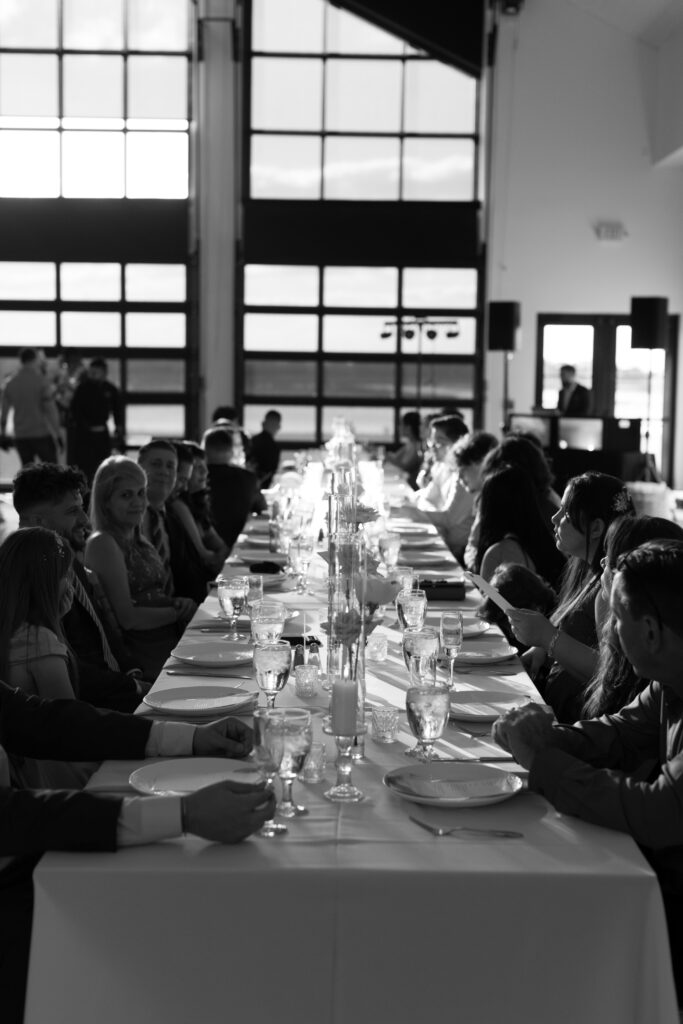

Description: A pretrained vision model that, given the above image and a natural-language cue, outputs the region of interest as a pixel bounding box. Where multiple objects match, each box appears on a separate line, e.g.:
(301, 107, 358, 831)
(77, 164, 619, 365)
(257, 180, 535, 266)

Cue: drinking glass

(397, 569, 420, 593)
(405, 684, 450, 761)
(396, 588, 427, 630)
(216, 574, 249, 641)
(246, 574, 264, 612)
(402, 627, 439, 684)
(290, 537, 315, 594)
(265, 709, 312, 817)
(378, 532, 401, 574)
(250, 601, 287, 643)
(440, 611, 464, 688)
(280, 515, 303, 573)
(253, 639, 292, 708)
(252, 709, 287, 836)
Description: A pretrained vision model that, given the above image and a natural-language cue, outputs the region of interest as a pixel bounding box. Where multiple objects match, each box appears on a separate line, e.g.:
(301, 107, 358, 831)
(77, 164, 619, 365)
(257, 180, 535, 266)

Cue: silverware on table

(409, 816, 523, 839)
(163, 669, 252, 679)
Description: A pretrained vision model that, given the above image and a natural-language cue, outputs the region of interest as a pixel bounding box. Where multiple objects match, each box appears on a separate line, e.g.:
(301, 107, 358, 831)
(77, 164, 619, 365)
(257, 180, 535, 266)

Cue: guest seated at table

(138, 439, 212, 605)
(167, 441, 228, 575)
(85, 456, 195, 680)
(247, 409, 282, 488)
(384, 411, 423, 489)
(481, 434, 561, 531)
(506, 472, 634, 723)
(0, 686, 274, 1024)
(203, 424, 266, 553)
(411, 415, 473, 560)
(477, 563, 557, 653)
(493, 539, 683, 1006)
(12, 462, 148, 713)
(455, 431, 501, 571)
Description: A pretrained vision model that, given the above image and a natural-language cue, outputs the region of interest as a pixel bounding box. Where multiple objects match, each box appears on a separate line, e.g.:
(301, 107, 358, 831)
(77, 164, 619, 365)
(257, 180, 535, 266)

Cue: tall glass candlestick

(325, 675, 364, 803)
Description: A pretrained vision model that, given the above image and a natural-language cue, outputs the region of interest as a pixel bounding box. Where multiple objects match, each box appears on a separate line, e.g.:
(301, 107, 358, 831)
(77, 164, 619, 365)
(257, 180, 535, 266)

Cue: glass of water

(402, 627, 439, 684)
(265, 708, 312, 817)
(252, 709, 287, 837)
(216, 574, 249, 641)
(440, 611, 464, 688)
(290, 537, 315, 594)
(378, 532, 401, 574)
(405, 684, 450, 761)
(253, 639, 292, 709)
(246, 574, 264, 612)
(396, 588, 427, 630)
(250, 601, 287, 643)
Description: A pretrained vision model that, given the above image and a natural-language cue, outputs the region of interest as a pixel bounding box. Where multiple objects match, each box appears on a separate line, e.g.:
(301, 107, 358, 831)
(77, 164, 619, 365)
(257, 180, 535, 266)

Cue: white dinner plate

(170, 640, 253, 668)
(399, 536, 437, 549)
(390, 521, 435, 535)
(143, 685, 255, 717)
(129, 757, 261, 796)
(383, 762, 523, 808)
(449, 690, 528, 722)
(452, 642, 517, 666)
(261, 572, 287, 589)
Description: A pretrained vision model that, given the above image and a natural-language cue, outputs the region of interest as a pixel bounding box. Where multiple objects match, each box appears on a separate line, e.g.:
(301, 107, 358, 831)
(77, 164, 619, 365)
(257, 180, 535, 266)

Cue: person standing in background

(69, 358, 124, 484)
(557, 364, 591, 416)
(248, 409, 281, 488)
(0, 348, 61, 465)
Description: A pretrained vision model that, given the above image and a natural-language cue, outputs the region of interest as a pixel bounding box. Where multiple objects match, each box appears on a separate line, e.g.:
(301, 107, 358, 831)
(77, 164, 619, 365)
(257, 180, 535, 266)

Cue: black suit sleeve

(0, 788, 122, 855)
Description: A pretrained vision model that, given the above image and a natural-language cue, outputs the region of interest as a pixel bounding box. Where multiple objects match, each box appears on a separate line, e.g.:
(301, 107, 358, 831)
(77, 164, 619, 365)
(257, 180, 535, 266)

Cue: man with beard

(12, 464, 145, 712)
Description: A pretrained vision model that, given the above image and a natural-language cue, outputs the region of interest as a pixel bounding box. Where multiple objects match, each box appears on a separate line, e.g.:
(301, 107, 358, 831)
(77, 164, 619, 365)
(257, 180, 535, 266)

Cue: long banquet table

(25, 490, 679, 1024)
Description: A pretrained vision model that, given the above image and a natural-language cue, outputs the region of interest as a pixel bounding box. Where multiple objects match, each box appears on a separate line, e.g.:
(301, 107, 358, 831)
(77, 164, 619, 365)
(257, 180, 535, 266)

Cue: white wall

(486, 0, 683, 484)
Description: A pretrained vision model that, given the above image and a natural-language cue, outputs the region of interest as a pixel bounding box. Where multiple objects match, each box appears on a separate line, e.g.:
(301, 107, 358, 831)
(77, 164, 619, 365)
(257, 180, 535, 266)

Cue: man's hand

(506, 609, 555, 649)
(183, 780, 275, 843)
(492, 704, 556, 770)
(194, 716, 253, 758)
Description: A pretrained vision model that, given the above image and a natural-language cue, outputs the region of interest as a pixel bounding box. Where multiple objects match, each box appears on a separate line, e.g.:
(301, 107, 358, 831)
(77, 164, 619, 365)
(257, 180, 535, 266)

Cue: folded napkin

(398, 773, 511, 799)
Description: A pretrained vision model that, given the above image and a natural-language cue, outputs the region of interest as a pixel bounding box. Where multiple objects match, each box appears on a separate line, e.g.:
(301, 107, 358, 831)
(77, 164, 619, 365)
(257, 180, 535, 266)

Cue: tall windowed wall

(0, 0, 193, 455)
(239, 0, 484, 444)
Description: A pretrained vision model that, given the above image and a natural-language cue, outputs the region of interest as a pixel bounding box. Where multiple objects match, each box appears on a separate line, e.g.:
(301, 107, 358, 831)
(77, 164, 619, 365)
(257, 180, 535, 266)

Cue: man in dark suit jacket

(203, 425, 266, 552)
(248, 409, 281, 488)
(557, 364, 591, 416)
(0, 684, 273, 1024)
(12, 464, 145, 712)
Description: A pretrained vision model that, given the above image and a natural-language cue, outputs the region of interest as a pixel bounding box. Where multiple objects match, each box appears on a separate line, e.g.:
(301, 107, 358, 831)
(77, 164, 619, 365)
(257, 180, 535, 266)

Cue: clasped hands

(492, 703, 557, 770)
(182, 716, 276, 843)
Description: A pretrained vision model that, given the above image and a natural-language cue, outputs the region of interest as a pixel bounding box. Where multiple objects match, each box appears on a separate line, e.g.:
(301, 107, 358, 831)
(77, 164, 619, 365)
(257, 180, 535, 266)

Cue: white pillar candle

(331, 678, 357, 736)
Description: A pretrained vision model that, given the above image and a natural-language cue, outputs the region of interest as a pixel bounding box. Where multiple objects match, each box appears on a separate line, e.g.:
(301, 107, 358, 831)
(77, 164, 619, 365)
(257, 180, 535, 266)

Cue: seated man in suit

(557, 364, 591, 415)
(12, 463, 145, 713)
(0, 687, 274, 1024)
(494, 539, 683, 1005)
(248, 409, 281, 488)
(203, 425, 266, 552)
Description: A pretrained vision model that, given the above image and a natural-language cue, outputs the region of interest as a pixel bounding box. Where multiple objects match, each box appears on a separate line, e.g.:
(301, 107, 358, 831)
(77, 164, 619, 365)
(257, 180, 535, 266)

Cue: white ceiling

(560, 0, 683, 46)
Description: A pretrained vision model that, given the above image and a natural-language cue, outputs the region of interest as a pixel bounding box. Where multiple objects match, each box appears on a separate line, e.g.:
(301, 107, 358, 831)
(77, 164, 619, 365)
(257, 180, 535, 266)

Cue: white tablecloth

(25, 509, 679, 1024)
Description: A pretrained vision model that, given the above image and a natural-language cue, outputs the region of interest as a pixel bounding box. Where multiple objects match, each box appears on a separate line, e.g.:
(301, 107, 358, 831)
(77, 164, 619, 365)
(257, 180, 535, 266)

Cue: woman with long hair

(474, 465, 566, 587)
(385, 410, 423, 489)
(506, 472, 635, 722)
(168, 440, 228, 574)
(582, 514, 683, 717)
(85, 456, 195, 678)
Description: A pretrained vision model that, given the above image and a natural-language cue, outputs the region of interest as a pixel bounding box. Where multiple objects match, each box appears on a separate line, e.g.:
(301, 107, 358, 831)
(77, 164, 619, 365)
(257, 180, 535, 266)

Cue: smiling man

(494, 539, 683, 1004)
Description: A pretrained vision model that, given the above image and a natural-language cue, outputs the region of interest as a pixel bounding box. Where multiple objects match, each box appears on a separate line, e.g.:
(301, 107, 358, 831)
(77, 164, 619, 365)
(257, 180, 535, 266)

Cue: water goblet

(290, 537, 315, 594)
(246, 574, 264, 613)
(440, 611, 464, 688)
(216, 574, 249, 641)
(253, 639, 292, 709)
(396, 588, 427, 630)
(405, 684, 450, 761)
(252, 709, 288, 837)
(264, 708, 312, 817)
(378, 532, 401, 575)
(250, 601, 287, 644)
(402, 627, 439, 683)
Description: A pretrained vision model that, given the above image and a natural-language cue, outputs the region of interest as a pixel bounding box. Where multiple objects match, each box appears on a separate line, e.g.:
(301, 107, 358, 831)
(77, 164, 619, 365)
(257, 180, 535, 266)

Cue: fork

(409, 815, 523, 839)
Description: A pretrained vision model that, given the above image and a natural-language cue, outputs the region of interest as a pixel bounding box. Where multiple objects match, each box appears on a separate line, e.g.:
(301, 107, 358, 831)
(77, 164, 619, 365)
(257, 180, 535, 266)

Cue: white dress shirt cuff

(117, 795, 183, 846)
(146, 720, 196, 757)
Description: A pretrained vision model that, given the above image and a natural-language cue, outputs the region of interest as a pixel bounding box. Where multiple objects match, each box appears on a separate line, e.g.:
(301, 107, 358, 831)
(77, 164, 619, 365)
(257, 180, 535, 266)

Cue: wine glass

(265, 709, 312, 817)
(250, 601, 287, 643)
(253, 639, 292, 709)
(378, 532, 401, 575)
(246, 574, 264, 613)
(405, 684, 450, 761)
(440, 611, 464, 689)
(402, 627, 439, 684)
(396, 588, 427, 630)
(216, 574, 249, 641)
(280, 515, 303, 574)
(252, 709, 287, 837)
(290, 537, 315, 594)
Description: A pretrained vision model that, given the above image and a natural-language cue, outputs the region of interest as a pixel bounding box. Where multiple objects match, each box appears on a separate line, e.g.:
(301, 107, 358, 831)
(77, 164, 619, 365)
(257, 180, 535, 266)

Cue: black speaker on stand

(488, 301, 520, 432)
(630, 296, 668, 477)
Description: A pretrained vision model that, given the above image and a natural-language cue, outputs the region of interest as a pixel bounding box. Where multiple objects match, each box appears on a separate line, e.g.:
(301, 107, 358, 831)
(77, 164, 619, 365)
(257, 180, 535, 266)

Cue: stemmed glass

(246, 574, 264, 613)
(440, 611, 464, 689)
(216, 574, 249, 641)
(290, 537, 315, 594)
(405, 684, 450, 761)
(378, 532, 401, 575)
(252, 709, 287, 837)
(253, 639, 292, 709)
(250, 601, 287, 643)
(280, 515, 303, 574)
(402, 627, 439, 684)
(396, 588, 427, 631)
(265, 709, 312, 817)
